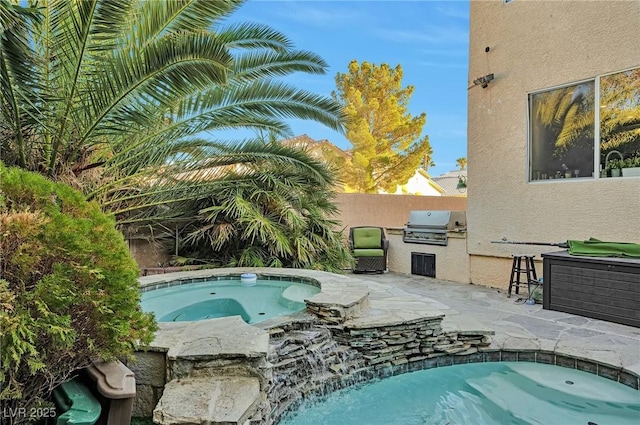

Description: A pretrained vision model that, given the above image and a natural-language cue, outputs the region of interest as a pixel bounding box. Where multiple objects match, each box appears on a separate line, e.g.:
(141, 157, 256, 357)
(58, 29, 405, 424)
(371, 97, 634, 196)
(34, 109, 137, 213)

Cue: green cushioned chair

(349, 226, 389, 273)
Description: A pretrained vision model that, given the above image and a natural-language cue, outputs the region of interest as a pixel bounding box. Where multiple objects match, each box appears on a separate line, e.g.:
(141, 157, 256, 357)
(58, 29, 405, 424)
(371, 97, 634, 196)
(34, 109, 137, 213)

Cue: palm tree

(0, 0, 345, 225)
(456, 157, 467, 170)
(174, 143, 352, 272)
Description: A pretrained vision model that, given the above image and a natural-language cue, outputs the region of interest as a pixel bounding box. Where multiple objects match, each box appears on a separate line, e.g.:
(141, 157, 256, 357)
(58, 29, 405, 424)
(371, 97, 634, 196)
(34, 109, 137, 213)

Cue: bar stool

(508, 255, 538, 298)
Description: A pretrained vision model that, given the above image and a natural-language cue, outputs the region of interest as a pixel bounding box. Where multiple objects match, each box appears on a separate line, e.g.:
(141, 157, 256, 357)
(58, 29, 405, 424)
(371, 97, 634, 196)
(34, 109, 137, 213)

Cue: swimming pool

(140, 276, 320, 323)
(279, 362, 640, 425)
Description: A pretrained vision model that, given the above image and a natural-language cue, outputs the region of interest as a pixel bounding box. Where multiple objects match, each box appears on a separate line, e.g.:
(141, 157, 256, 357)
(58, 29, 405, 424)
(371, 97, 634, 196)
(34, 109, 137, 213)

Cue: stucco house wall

(467, 0, 640, 288)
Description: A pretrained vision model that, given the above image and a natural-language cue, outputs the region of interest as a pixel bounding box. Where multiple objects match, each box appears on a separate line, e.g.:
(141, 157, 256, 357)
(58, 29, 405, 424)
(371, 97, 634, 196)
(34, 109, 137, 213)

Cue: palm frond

(45, 0, 118, 172)
(134, 0, 244, 46)
(0, 0, 42, 168)
(79, 31, 232, 144)
(232, 50, 328, 81)
(164, 80, 345, 137)
(216, 22, 293, 52)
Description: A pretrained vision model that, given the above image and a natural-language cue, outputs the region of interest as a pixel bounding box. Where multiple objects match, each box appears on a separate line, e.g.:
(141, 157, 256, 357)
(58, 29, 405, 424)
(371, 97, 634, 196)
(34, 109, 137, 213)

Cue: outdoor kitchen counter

(542, 250, 640, 328)
(386, 227, 467, 236)
(386, 227, 469, 284)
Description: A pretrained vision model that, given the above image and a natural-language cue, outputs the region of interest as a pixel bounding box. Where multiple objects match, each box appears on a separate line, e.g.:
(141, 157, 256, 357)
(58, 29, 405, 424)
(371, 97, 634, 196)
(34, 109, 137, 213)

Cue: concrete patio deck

(353, 271, 640, 378)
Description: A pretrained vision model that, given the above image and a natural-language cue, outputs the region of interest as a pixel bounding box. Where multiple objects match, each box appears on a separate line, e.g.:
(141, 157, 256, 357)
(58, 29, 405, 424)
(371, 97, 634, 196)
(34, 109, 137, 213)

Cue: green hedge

(0, 163, 156, 422)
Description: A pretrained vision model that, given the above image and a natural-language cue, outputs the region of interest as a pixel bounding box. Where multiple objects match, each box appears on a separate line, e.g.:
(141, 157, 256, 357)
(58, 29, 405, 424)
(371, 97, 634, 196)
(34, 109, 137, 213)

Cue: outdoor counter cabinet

(542, 250, 640, 328)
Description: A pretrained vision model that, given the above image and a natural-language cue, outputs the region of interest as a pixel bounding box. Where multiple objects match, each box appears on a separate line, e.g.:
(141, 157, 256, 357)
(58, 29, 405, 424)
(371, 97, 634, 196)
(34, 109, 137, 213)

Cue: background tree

(332, 60, 433, 193)
(456, 157, 467, 170)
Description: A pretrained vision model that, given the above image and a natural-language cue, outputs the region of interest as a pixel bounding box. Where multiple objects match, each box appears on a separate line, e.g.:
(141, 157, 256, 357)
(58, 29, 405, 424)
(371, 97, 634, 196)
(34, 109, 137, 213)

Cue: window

(600, 69, 640, 176)
(528, 67, 640, 181)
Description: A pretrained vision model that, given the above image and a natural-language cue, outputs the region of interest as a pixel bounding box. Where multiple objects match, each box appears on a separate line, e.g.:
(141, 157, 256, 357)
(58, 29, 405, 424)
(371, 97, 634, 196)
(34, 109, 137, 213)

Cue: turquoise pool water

(279, 362, 640, 425)
(141, 277, 320, 323)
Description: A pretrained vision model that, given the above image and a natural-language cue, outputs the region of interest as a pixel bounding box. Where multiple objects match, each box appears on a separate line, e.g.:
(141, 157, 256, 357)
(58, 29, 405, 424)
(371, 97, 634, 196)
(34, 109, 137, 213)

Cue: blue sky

(227, 0, 470, 177)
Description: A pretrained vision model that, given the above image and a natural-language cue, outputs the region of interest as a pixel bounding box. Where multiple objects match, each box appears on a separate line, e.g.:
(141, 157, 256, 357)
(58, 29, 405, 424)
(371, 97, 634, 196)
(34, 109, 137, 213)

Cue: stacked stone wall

(265, 316, 493, 424)
(338, 320, 491, 367)
(128, 351, 167, 417)
(266, 320, 363, 421)
(305, 296, 368, 324)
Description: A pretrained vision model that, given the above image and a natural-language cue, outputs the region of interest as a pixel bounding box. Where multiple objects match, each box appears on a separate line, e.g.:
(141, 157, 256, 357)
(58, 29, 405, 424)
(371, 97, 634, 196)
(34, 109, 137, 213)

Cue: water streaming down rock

(263, 312, 494, 424)
(266, 320, 366, 421)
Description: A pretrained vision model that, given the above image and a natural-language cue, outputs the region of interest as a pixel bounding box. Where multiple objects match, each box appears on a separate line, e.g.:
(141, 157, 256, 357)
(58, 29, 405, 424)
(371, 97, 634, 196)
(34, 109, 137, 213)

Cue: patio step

(152, 376, 261, 425)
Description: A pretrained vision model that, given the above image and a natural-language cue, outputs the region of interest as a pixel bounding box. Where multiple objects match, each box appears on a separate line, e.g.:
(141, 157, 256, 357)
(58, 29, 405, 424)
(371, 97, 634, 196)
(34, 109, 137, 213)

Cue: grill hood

(405, 210, 466, 231)
(403, 210, 466, 245)
(407, 211, 450, 229)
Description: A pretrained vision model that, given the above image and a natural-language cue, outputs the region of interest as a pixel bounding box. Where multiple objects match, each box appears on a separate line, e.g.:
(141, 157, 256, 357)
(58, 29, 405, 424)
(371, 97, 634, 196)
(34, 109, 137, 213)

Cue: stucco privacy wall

(129, 194, 467, 269)
(129, 239, 171, 269)
(337, 194, 469, 283)
(467, 0, 640, 288)
(335, 193, 466, 229)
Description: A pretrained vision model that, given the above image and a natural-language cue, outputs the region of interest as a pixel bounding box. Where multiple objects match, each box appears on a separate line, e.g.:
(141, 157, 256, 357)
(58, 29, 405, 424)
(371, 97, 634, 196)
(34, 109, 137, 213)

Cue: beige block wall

(387, 230, 470, 283)
(128, 194, 470, 282)
(129, 238, 171, 269)
(335, 193, 466, 229)
(467, 0, 640, 287)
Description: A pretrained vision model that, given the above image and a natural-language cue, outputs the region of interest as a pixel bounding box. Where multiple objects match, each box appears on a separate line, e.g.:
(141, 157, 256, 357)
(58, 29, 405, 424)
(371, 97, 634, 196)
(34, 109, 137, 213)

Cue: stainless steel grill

(403, 210, 466, 246)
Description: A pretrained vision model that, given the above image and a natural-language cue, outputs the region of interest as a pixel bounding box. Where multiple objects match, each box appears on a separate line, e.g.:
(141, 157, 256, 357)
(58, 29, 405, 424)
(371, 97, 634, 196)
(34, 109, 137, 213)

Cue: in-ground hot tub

(140, 274, 320, 324)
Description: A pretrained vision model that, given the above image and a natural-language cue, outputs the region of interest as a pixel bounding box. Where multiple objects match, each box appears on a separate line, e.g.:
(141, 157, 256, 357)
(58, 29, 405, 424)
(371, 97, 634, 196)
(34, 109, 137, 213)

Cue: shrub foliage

(0, 164, 156, 423)
(174, 152, 353, 272)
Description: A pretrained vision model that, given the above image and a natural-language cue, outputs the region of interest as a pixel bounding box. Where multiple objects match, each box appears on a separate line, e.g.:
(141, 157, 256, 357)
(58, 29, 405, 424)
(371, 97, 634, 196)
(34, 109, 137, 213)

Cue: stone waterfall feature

(266, 301, 492, 424)
(267, 320, 365, 420)
(134, 272, 494, 425)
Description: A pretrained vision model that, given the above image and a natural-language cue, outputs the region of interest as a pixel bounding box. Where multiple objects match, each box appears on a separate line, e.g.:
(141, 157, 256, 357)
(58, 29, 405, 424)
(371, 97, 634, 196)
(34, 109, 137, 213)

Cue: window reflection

(529, 82, 595, 181)
(600, 69, 640, 177)
(528, 67, 640, 181)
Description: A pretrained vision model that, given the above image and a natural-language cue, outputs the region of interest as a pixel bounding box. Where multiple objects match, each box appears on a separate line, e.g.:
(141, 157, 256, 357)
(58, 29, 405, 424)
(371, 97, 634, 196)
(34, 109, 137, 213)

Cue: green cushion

(353, 248, 384, 257)
(568, 238, 640, 258)
(353, 228, 382, 249)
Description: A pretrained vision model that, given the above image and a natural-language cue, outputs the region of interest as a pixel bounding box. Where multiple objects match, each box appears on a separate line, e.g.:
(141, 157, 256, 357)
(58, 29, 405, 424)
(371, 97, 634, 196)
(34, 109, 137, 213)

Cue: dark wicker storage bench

(542, 250, 640, 328)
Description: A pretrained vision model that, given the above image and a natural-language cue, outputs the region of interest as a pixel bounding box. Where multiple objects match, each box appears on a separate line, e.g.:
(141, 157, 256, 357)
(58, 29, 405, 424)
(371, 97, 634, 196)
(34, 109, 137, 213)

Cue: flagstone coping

(152, 376, 260, 425)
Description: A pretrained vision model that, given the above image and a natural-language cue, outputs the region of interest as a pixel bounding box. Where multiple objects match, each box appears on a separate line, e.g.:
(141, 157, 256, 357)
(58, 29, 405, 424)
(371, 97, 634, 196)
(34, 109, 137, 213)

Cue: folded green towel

(568, 237, 640, 258)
